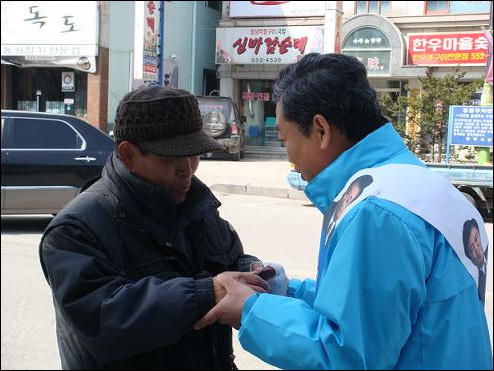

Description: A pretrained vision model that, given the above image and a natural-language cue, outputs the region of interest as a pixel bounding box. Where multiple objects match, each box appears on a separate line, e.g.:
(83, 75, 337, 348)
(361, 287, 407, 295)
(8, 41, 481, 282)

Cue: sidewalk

(196, 158, 309, 201)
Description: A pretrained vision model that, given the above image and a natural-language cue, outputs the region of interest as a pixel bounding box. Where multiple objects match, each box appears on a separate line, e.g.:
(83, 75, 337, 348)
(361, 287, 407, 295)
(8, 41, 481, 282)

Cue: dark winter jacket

(39, 154, 259, 369)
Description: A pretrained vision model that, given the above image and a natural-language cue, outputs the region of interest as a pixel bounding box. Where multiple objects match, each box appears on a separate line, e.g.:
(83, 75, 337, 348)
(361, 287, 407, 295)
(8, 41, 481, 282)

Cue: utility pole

(157, 1, 165, 85)
(477, 1, 493, 164)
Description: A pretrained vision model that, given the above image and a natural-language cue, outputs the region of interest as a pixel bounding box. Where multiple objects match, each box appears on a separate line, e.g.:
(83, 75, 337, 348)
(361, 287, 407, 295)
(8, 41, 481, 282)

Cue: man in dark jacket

(39, 85, 268, 370)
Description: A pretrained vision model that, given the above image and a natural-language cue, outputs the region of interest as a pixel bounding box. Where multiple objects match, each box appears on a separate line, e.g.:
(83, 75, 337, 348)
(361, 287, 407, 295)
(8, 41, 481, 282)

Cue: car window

(1, 117, 5, 149)
(8, 117, 84, 150)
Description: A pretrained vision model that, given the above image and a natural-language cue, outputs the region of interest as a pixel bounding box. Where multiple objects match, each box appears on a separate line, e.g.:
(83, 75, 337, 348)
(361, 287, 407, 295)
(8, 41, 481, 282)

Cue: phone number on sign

(251, 57, 282, 63)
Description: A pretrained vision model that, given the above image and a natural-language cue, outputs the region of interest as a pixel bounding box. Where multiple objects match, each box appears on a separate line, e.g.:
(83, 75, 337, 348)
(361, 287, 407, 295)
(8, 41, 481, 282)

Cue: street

(1, 193, 492, 370)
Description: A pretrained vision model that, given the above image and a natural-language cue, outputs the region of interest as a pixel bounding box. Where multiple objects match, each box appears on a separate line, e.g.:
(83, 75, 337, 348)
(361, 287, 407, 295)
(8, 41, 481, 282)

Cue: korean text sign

(216, 26, 324, 64)
(408, 32, 487, 66)
(1, 1, 98, 57)
(449, 106, 493, 147)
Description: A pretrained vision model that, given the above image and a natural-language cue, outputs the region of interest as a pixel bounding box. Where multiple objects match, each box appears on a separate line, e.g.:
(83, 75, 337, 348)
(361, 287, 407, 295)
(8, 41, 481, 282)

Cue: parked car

(1, 110, 114, 215)
(196, 96, 246, 161)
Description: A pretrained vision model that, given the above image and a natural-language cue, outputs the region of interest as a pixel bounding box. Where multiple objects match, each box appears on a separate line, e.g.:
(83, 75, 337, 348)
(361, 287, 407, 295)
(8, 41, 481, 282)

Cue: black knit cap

(114, 85, 224, 157)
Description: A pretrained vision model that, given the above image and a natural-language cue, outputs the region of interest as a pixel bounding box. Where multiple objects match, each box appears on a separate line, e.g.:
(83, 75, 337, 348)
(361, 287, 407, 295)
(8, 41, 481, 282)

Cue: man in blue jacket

(195, 53, 493, 369)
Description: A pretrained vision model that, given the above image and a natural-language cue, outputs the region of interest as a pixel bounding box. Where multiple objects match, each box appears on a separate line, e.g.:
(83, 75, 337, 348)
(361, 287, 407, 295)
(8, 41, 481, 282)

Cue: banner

(408, 32, 487, 66)
(216, 26, 324, 64)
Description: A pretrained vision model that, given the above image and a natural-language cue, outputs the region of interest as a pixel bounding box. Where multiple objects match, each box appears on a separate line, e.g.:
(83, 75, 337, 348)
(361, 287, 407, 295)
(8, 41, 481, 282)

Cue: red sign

(233, 36, 308, 56)
(242, 92, 270, 101)
(408, 32, 487, 66)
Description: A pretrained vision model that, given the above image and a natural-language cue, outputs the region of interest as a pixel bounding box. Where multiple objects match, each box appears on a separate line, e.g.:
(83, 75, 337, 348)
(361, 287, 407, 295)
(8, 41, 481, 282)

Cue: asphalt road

(1, 193, 492, 369)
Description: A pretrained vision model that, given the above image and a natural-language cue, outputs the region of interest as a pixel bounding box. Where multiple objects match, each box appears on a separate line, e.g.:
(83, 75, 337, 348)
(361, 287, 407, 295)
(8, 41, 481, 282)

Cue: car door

(2, 115, 93, 214)
(1, 116, 8, 212)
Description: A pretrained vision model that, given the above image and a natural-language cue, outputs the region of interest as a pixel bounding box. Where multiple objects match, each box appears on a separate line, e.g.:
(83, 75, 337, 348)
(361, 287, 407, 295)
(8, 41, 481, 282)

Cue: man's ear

(117, 141, 139, 171)
(312, 114, 331, 150)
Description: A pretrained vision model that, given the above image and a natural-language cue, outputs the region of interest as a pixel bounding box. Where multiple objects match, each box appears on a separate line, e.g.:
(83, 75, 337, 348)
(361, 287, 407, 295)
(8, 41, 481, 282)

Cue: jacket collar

(305, 123, 408, 213)
(102, 153, 220, 231)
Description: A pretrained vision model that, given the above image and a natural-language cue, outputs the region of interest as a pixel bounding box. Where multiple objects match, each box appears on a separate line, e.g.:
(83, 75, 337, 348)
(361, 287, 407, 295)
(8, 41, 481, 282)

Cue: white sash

(322, 164, 489, 296)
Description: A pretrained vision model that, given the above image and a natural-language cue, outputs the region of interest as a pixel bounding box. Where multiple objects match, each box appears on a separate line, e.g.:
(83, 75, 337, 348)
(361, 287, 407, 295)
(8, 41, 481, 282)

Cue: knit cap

(114, 85, 224, 157)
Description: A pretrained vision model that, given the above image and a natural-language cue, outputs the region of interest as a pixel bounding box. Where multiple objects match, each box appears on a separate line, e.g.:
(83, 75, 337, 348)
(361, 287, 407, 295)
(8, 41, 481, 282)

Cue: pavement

(195, 157, 309, 201)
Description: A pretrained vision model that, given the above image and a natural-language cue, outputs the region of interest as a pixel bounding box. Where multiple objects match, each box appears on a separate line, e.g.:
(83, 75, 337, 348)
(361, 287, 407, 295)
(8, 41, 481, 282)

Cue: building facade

(1, 1, 222, 133)
(216, 1, 491, 157)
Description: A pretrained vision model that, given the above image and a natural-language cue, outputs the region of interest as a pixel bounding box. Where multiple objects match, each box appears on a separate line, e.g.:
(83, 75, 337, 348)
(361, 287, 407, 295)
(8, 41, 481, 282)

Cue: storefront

(216, 3, 489, 157)
(341, 13, 488, 137)
(216, 23, 325, 155)
(1, 2, 99, 122)
(8, 67, 88, 117)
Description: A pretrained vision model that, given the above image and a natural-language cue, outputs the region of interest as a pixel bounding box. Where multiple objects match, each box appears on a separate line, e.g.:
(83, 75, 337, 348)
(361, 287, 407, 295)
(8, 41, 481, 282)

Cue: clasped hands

(194, 262, 288, 330)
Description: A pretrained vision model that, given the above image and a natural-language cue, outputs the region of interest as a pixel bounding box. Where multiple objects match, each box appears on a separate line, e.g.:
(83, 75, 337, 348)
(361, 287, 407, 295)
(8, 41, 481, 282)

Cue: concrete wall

(107, 1, 135, 130)
(105, 1, 220, 129)
(163, 1, 194, 91)
(163, 2, 220, 94)
(192, 3, 222, 94)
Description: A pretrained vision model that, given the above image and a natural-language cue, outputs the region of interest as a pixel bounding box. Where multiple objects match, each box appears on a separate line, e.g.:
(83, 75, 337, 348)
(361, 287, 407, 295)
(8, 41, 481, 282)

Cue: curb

(210, 183, 309, 201)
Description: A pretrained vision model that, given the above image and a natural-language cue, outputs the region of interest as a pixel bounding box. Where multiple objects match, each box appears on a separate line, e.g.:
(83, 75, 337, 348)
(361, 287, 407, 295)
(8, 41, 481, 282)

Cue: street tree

(380, 69, 483, 162)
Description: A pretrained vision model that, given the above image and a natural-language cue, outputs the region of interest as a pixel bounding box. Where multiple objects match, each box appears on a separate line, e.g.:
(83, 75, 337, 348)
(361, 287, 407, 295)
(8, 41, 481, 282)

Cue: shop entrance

(241, 80, 281, 148)
(13, 67, 87, 119)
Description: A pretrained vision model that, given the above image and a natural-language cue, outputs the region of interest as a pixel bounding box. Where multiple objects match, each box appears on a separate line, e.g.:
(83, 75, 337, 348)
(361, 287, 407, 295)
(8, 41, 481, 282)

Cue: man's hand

(251, 261, 289, 296)
(196, 275, 257, 330)
(212, 271, 269, 304)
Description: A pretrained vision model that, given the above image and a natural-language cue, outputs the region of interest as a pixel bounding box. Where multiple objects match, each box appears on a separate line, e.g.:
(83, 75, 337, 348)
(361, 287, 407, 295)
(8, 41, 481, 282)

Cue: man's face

(276, 102, 321, 182)
(131, 152, 200, 204)
(468, 226, 484, 268)
(336, 184, 361, 219)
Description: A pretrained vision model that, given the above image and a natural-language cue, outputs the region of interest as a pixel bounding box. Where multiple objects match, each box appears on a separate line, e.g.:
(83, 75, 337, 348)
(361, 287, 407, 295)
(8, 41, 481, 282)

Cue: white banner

(1, 1, 99, 56)
(216, 26, 324, 64)
(323, 164, 489, 303)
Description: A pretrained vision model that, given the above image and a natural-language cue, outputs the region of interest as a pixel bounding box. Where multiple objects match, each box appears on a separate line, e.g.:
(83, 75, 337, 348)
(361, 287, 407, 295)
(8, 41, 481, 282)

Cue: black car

(196, 96, 246, 161)
(1, 110, 114, 215)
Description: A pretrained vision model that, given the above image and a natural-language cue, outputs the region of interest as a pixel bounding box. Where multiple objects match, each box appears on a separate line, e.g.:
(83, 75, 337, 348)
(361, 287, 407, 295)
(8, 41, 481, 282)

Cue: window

(355, 1, 391, 15)
(425, 1, 448, 14)
(207, 1, 221, 11)
(10, 118, 83, 149)
(425, 1, 491, 15)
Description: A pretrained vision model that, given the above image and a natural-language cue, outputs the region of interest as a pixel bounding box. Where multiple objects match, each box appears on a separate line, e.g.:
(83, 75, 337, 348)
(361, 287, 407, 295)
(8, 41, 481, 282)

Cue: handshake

(195, 261, 288, 330)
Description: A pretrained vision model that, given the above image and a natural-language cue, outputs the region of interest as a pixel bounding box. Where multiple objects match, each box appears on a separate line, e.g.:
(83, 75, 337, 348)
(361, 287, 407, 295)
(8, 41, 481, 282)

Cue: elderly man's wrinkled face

(467, 226, 484, 268)
(133, 152, 200, 204)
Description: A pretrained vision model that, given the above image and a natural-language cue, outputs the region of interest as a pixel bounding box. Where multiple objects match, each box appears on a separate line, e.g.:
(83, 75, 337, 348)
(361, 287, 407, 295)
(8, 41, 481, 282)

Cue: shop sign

(216, 26, 324, 64)
(1, 1, 98, 72)
(343, 27, 391, 49)
(342, 28, 391, 76)
(408, 32, 487, 66)
(448, 106, 493, 147)
(142, 1, 159, 82)
(229, 1, 325, 18)
(343, 51, 391, 75)
(242, 92, 270, 101)
(133, 1, 160, 82)
(0, 55, 96, 73)
(61, 72, 75, 92)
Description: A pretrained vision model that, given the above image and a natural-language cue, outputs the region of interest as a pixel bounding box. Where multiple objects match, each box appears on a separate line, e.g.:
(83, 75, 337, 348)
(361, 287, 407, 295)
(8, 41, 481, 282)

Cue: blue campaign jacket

(238, 123, 493, 370)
